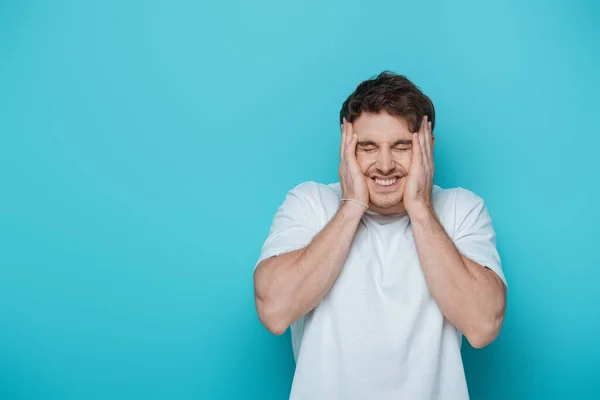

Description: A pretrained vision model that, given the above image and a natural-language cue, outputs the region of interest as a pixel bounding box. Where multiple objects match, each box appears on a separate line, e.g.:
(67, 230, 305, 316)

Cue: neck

(367, 202, 407, 216)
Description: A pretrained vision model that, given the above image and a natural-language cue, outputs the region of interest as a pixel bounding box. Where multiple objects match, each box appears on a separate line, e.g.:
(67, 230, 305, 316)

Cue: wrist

(407, 201, 435, 223)
(338, 199, 367, 220)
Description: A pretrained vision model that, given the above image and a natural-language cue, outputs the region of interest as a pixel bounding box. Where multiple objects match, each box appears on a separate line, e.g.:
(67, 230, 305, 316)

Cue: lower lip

(371, 177, 402, 191)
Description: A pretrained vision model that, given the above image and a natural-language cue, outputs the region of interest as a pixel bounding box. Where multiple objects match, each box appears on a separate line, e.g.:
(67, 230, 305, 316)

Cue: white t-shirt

(256, 181, 507, 400)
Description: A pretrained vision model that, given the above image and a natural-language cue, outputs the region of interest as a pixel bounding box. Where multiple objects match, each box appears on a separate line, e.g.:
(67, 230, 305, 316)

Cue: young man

(253, 71, 507, 400)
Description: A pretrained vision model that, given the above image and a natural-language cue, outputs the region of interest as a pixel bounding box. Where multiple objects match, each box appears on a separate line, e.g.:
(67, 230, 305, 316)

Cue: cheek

(393, 152, 413, 171)
(355, 154, 371, 174)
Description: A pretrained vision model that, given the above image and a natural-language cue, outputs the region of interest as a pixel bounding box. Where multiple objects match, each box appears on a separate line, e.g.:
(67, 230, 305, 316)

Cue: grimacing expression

(352, 111, 415, 215)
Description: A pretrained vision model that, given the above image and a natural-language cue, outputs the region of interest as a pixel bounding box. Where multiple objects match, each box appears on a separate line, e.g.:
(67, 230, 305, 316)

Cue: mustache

(369, 173, 405, 177)
(366, 169, 407, 179)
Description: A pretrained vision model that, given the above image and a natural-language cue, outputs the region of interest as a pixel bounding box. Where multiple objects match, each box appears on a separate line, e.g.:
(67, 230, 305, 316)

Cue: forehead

(353, 111, 412, 142)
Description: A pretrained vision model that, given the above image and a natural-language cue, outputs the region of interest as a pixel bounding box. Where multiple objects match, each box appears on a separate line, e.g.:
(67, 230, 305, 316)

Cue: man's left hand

(404, 115, 435, 217)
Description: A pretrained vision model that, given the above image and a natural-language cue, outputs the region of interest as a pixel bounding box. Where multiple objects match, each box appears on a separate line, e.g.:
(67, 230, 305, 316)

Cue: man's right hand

(339, 118, 369, 207)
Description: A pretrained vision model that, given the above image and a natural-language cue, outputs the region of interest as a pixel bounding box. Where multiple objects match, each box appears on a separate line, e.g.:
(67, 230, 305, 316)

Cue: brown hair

(339, 71, 435, 132)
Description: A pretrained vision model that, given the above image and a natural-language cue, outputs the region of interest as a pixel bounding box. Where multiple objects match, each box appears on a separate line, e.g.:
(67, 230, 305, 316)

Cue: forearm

(254, 201, 365, 334)
(410, 205, 506, 347)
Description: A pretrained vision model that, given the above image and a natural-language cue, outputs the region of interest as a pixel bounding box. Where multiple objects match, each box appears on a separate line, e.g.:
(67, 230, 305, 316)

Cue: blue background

(1, 0, 598, 399)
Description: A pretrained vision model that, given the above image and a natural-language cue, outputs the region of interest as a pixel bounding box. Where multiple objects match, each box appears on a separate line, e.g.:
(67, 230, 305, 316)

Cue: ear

(432, 134, 436, 148)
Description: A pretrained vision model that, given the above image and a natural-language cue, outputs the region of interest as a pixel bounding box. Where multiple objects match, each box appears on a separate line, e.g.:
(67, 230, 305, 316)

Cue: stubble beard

(368, 187, 404, 209)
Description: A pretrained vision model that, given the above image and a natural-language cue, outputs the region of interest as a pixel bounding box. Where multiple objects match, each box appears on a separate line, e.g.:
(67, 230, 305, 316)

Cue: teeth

(375, 178, 396, 186)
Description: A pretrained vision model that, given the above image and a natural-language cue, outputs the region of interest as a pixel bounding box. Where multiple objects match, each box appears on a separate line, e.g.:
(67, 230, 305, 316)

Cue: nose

(376, 146, 394, 174)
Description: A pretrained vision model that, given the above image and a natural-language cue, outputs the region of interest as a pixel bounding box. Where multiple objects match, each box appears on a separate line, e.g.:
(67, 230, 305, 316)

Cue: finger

(417, 115, 426, 158)
(424, 119, 432, 164)
(411, 131, 421, 169)
(345, 131, 358, 161)
(419, 117, 427, 163)
(340, 119, 347, 160)
(419, 115, 427, 134)
(344, 121, 356, 160)
(346, 119, 355, 147)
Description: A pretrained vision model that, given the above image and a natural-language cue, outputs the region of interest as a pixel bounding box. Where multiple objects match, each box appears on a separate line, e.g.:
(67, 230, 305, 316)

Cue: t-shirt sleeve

(453, 187, 507, 288)
(254, 182, 319, 270)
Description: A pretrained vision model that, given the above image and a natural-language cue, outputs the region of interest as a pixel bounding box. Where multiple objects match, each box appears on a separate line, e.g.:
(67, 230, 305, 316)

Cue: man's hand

(339, 118, 369, 206)
(255, 121, 370, 334)
(404, 115, 435, 217)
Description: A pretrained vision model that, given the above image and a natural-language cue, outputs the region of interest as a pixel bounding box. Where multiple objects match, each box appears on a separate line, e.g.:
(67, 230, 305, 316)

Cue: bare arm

(404, 116, 507, 348)
(410, 206, 507, 348)
(254, 119, 369, 335)
(254, 201, 365, 335)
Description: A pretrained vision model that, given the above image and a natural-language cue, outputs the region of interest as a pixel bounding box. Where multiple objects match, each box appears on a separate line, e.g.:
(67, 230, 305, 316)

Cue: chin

(369, 191, 404, 210)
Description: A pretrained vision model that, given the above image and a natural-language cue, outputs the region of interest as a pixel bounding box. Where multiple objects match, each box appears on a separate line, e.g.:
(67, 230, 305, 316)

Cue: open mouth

(371, 176, 402, 190)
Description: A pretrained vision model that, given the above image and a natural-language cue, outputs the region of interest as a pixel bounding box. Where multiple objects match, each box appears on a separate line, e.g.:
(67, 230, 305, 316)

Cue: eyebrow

(357, 139, 413, 146)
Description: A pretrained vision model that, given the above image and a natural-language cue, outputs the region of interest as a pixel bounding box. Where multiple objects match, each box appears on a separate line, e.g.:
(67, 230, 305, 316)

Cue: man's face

(352, 111, 415, 215)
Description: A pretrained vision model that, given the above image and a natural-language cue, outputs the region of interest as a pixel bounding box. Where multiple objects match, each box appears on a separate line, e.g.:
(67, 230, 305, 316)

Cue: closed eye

(359, 147, 378, 153)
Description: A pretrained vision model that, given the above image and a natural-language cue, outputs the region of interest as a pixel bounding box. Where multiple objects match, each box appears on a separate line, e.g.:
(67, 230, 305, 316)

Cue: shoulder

(430, 185, 457, 214)
(284, 181, 341, 228)
(453, 187, 487, 219)
(287, 180, 341, 202)
(432, 185, 485, 210)
(455, 186, 485, 205)
(431, 185, 489, 234)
